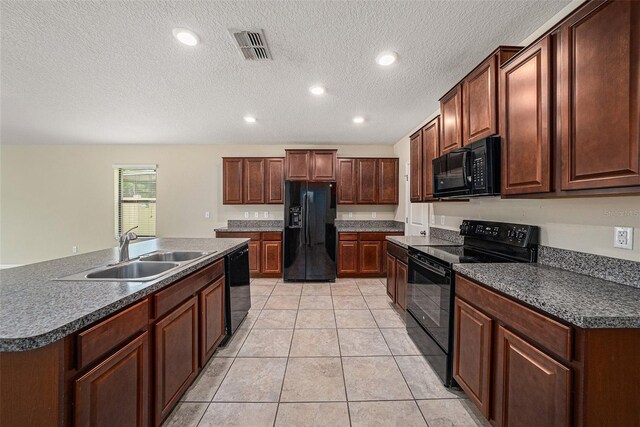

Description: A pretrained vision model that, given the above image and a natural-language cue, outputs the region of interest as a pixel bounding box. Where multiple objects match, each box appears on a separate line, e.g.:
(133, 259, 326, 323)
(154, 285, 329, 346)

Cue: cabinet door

(222, 158, 243, 204)
(338, 241, 358, 275)
(453, 298, 492, 417)
(243, 158, 265, 204)
(494, 325, 570, 427)
(75, 332, 149, 427)
(559, 0, 640, 190)
(386, 254, 397, 301)
(262, 240, 282, 274)
(285, 150, 310, 180)
(440, 84, 463, 154)
(422, 117, 440, 200)
(378, 158, 399, 204)
(337, 158, 357, 204)
(409, 131, 423, 202)
(199, 277, 225, 367)
(155, 296, 199, 424)
(248, 241, 261, 275)
(359, 241, 382, 274)
(311, 151, 337, 181)
(464, 55, 498, 144)
(500, 36, 552, 195)
(265, 158, 284, 204)
(395, 260, 408, 311)
(357, 159, 378, 204)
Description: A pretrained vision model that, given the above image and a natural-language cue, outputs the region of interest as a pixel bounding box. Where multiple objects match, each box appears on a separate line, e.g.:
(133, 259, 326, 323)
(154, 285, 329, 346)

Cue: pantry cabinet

(337, 158, 399, 205)
(499, 36, 552, 195)
(222, 157, 285, 204)
(558, 0, 640, 191)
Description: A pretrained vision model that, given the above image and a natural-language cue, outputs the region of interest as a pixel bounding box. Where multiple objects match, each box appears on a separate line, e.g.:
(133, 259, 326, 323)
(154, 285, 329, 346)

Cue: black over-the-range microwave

(432, 136, 501, 198)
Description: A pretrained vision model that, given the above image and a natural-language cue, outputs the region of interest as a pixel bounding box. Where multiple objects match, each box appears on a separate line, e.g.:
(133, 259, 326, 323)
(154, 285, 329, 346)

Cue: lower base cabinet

(395, 260, 408, 310)
(386, 254, 396, 300)
(199, 277, 225, 367)
(154, 296, 199, 424)
(386, 242, 408, 311)
(338, 232, 403, 277)
(74, 332, 149, 427)
(216, 231, 283, 277)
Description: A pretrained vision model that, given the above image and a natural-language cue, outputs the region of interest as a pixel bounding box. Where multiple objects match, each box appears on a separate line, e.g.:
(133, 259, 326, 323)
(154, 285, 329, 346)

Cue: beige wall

(0, 143, 394, 265)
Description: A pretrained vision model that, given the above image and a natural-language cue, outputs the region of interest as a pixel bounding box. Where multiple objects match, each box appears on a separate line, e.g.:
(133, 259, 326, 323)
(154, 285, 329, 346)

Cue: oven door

(432, 149, 472, 198)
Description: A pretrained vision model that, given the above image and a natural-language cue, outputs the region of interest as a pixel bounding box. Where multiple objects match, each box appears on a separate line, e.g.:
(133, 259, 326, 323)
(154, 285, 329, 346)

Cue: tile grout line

(332, 281, 353, 427)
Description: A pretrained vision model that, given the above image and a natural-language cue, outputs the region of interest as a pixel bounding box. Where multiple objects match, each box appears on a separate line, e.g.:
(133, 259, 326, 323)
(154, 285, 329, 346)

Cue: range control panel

(459, 220, 539, 247)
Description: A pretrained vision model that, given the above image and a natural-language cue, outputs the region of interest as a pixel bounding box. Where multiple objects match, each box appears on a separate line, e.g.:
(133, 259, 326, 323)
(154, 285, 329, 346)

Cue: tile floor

(162, 278, 489, 427)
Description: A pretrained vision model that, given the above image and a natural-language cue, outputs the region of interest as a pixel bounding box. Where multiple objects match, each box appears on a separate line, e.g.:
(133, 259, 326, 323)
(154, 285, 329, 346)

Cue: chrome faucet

(118, 226, 139, 262)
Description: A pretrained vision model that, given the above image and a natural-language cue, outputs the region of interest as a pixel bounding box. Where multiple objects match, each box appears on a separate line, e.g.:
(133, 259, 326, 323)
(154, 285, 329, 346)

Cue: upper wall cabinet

(337, 158, 399, 205)
(285, 150, 337, 181)
(463, 47, 521, 145)
(500, 36, 552, 196)
(439, 85, 463, 155)
(222, 157, 284, 204)
(410, 116, 440, 202)
(558, 0, 640, 191)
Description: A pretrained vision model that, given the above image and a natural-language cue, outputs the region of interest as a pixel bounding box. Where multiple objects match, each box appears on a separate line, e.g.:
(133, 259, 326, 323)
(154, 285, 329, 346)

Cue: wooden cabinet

(199, 277, 225, 367)
(493, 325, 570, 427)
(222, 158, 243, 204)
(385, 242, 409, 311)
(395, 260, 408, 311)
(337, 158, 357, 204)
(453, 298, 492, 417)
(378, 158, 399, 204)
(216, 231, 282, 277)
(440, 84, 463, 154)
(356, 158, 378, 204)
(243, 158, 265, 204)
(558, 0, 640, 191)
(409, 131, 423, 202)
(154, 296, 199, 424)
(337, 240, 359, 275)
(261, 239, 283, 274)
(248, 241, 260, 274)
(385, 254, 396, 300)
(500, 36, 552, 195)
(285, 150, 337, 181)
(338, 232, 403, 277)
(223, 157, 284, 205)
(74, 332, 149, 427)
(265, 158, 284, 204)
(359, 240, 383, 274)
(410, 117, 440, 202)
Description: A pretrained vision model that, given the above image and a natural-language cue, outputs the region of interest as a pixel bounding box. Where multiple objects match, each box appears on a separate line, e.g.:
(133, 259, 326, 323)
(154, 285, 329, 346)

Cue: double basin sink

(58, 251, 214, 282)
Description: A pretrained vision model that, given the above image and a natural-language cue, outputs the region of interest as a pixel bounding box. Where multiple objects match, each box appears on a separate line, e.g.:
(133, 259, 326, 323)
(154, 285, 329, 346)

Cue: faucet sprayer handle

(120, 226, 139, 242)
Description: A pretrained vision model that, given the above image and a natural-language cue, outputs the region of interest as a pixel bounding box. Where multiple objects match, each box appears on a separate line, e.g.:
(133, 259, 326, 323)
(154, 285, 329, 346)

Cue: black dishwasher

(221, 245, 251, 345)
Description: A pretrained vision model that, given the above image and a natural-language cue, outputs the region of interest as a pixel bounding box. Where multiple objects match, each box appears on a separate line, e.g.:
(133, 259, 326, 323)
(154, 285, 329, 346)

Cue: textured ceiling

(1, 1, 570, 145)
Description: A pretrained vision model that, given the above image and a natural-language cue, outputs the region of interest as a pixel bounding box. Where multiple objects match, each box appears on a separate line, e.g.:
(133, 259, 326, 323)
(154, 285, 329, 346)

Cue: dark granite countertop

(215, 226, 283, 232)
(214, 219, 283, 233)
(335, 220, 405, 233)
(386, 235, 457, 249)
(0, 238, 249, 352)
(454, 263, 640, 329)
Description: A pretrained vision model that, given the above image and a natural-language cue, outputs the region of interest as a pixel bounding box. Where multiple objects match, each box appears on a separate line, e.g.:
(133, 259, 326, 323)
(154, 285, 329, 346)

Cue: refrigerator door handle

(304, 191, 310, 246)
(302, 192, 307, 245)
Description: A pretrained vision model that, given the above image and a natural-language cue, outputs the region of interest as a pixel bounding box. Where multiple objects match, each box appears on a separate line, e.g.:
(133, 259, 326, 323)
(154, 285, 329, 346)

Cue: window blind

(114, 167, 157, 238)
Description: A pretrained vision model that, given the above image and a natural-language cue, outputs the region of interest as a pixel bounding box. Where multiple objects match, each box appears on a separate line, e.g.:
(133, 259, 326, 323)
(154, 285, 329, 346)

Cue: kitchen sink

(139, 251, 209, 262)
(85, 261, 179, 280)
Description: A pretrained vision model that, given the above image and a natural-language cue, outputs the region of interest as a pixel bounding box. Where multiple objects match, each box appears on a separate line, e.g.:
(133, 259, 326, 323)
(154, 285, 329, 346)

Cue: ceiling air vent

(230, 29, 272, 60)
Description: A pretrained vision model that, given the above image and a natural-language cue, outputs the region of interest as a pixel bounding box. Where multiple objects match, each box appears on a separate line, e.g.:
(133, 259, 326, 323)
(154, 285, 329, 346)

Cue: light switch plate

(244, 212, 249, 219)
(72, 246, 78, 254)
(371, 212, 377, 219)
(440, 215, 446, 225)
(254, 212, 259, 218)
(431, 214, 436, 225)
(263, 211, 269, 218)
(348, 212, 353, 218)
(204, 211, 210, 219)
(614, 227, 633, 249)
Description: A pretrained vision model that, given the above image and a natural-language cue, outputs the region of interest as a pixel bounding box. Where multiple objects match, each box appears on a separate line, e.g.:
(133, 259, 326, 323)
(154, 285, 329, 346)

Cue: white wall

(0, 143, 394, 265)
(392, 0, 640, 262)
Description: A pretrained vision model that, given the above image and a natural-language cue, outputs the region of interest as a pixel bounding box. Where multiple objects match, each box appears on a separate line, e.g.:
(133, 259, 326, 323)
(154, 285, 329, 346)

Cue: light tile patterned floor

(163, 278, 489, 427)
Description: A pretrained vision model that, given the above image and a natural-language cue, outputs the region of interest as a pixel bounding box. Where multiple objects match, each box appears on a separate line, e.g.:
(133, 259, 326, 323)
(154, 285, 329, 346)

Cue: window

(114, 166, 157, 238)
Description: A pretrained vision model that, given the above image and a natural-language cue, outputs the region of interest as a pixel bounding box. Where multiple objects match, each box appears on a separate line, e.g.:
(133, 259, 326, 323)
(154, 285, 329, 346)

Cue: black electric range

(406, 220, 539, 387)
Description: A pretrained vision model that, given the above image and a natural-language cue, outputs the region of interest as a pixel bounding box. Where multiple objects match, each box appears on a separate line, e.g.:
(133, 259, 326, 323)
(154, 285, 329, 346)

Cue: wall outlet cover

(72, 246, 78, 254)
(205, 211, 210, 219)
(244, 212, 249, 219)
(348, 212, 353, 218)
(254, 212, 259, 218)
(431, 214, 435, 225)
(440, 215, 446, 225)
(263, 211, 269, 218)
(614, 226, 633, 250)
(371, 212, 377, 219)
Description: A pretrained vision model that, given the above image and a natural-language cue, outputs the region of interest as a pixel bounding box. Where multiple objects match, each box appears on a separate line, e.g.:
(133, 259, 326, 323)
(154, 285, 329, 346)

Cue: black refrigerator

(283, 181, 337, 282)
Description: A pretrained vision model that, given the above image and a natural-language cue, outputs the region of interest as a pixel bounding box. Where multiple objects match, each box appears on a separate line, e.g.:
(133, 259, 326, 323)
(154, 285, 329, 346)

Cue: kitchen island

(0, 237, 249, 427)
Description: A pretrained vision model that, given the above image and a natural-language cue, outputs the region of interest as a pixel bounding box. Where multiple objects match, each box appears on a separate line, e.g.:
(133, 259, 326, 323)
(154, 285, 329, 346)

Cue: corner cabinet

(558, 0, 640, 191)
(500, 36, 552, 195)
(285, 150, 337, 181)
(222, 157, 284, 204)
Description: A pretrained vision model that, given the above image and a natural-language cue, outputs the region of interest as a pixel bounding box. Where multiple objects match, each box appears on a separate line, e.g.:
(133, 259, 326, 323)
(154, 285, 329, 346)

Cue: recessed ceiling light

(172, 28, 200, 46)
(309, 85, 326, 96)
(244, 115, 257, 123)
(376, 51, 398, 66)
(352, 116, 365, 124)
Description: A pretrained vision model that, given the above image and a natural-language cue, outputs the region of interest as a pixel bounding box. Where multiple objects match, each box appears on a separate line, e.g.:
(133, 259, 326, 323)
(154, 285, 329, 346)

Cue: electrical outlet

(431, 214, 435, 225)
(204, 211, 210, 219)
(263, 211, 269, 218)
(244, 212, 249, 219)
(254, 212, 259, 218)
(72, 246, 78, 254)
(371, 212, 377, 219)
(614, 226, 633, 250)
(440, 215, 446, 225)
(348, 212, 353, 218)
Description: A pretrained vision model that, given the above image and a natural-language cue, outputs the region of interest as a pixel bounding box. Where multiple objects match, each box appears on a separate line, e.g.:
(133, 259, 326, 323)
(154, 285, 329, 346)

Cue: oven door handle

(411, 258, 449, 277)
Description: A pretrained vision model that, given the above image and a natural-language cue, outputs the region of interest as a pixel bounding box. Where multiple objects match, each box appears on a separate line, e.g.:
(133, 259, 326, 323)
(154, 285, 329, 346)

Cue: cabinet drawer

(386, 242, 408, 263)
(155, 259, 224, 319)
(456, 274, 572, 360)
(358, 232, 389, 241)
(216, 232, 260, 241)
(261, 232, 282, 241)
(338, 233, 358, 241)
(76, 299, 149, 370)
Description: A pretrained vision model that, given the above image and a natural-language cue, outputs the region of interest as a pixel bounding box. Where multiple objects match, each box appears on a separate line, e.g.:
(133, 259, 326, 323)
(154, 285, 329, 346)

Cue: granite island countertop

(0, 238, 249, 352)
(386, 235, 457, 249)
(454, 263, 640, 329)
